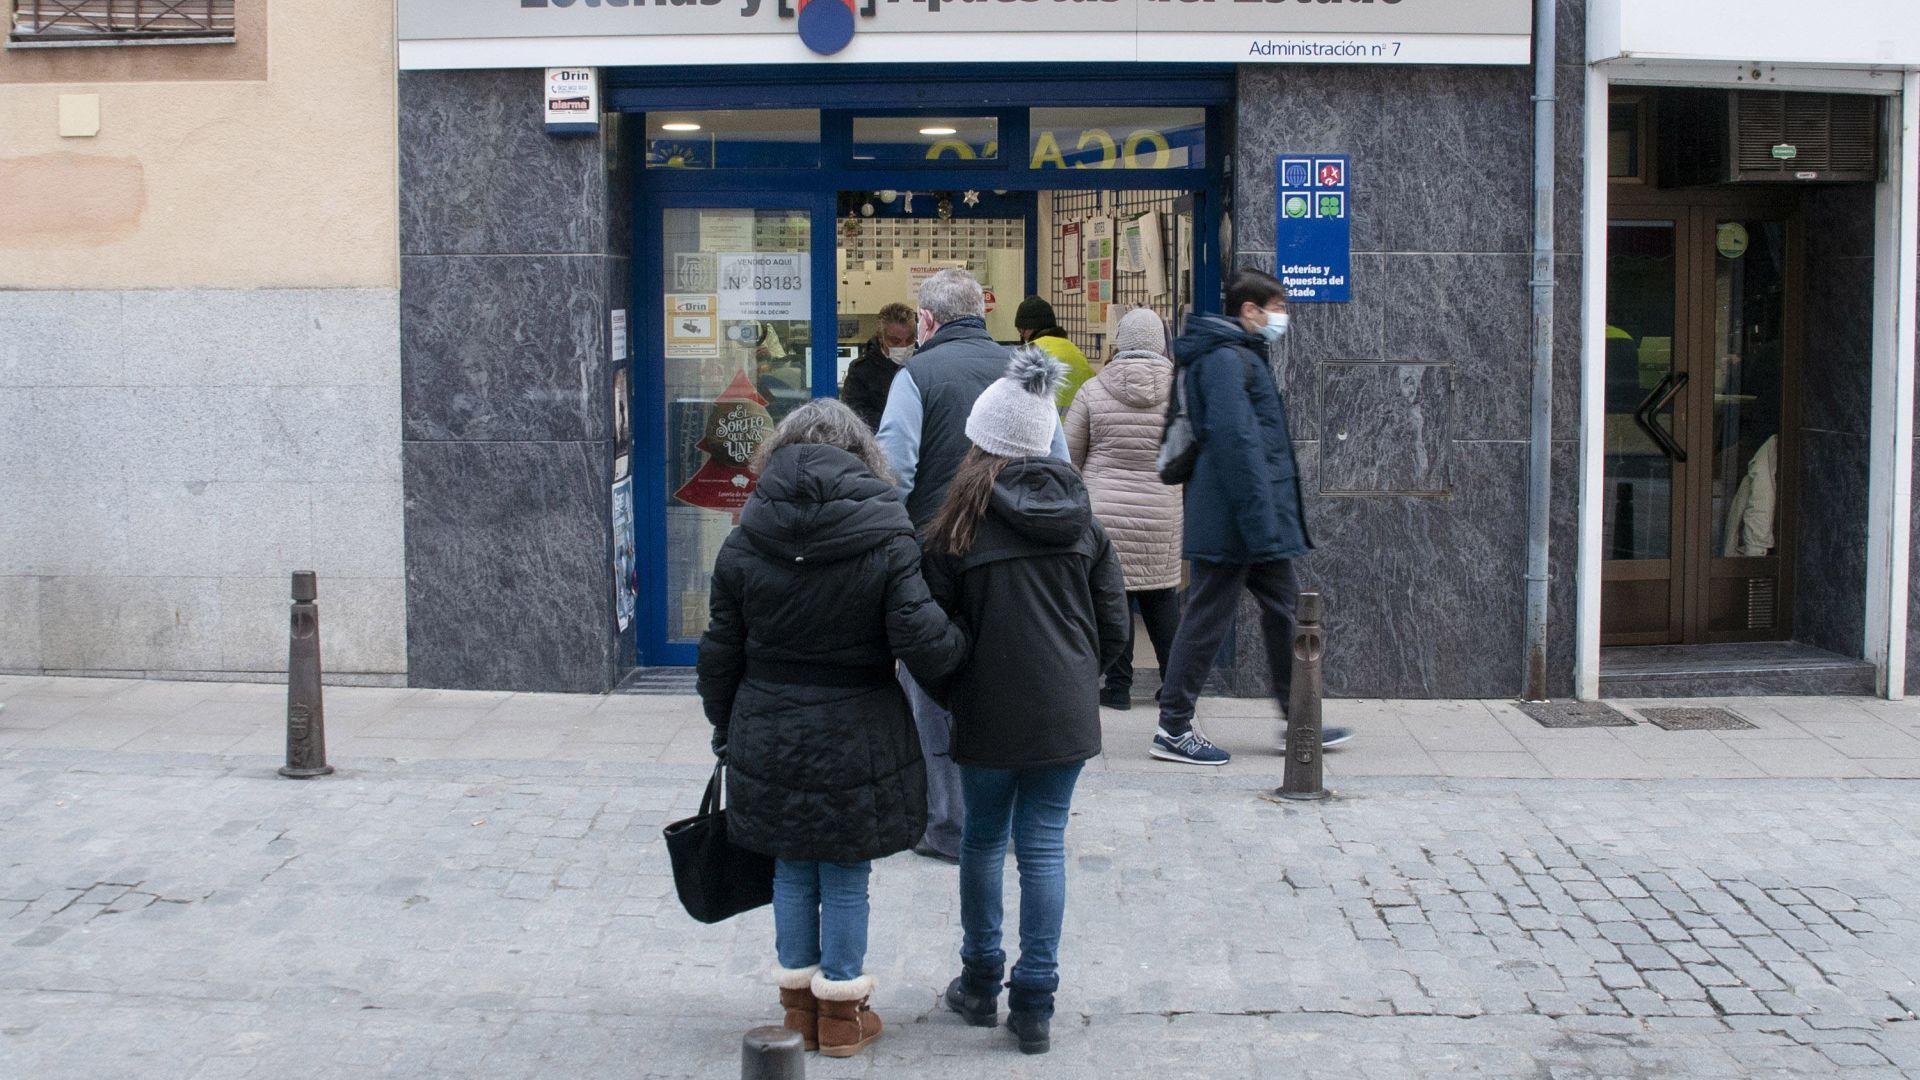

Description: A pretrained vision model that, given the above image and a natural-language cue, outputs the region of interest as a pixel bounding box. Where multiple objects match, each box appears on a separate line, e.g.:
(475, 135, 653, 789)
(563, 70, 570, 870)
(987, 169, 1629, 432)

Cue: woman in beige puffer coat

(1065, 308, 1184, 710)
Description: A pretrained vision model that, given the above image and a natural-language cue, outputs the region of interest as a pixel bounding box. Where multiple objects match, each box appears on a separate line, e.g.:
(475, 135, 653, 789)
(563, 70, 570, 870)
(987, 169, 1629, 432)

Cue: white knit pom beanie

(965, 346, 1066, 458)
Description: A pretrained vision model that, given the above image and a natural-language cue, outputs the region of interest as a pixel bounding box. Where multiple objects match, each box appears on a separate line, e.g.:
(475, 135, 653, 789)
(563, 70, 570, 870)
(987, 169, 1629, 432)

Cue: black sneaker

(1100, 686, 1132, 710)
(1150, 727, 1231, 766)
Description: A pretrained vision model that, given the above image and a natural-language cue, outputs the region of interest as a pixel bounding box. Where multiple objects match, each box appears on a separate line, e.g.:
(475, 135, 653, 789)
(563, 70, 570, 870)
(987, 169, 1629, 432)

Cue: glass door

(641, 196, 834, 664)
(1602, 219, 1687, 644)
(1696, 215, 1794, 641)
(1601, 201, 1799, 646)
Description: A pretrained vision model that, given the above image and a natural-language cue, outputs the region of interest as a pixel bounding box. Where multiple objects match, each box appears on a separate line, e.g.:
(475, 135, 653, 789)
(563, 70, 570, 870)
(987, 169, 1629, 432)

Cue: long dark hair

(926, 446, 1011, 556)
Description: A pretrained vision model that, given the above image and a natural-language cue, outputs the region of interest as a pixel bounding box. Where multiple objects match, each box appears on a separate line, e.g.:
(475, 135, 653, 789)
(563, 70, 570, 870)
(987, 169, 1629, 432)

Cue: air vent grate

(1829, 96, 1879, 172)
(1747, 577, 1777, 631)
(1730, 91, 1879, 181)
(1736, 93, 1786, 171)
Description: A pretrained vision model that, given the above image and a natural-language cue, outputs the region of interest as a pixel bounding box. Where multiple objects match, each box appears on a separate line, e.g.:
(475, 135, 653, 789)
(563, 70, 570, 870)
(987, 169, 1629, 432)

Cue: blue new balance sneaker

(1276, 724, 1353, 752)
(1151, 727, 1231, 766)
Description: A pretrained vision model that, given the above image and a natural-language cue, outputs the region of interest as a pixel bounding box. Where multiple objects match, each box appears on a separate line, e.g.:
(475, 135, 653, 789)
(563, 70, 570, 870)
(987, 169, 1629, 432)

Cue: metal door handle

(1632, 371, 1689, 463)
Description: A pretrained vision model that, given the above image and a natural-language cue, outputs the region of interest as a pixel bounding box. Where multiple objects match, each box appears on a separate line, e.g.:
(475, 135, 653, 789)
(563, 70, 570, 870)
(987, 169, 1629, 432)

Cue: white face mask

(1257, 310, 1291, 343)
(887, 346, 912, 363)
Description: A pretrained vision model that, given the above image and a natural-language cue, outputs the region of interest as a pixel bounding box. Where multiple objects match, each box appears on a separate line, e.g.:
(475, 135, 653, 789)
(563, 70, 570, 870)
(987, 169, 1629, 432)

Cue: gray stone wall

(1796, 185, 1876, 659)
(0, 288, 405, 678)
(1226, 4, 1585, 698)
(399, 69, 631, 693)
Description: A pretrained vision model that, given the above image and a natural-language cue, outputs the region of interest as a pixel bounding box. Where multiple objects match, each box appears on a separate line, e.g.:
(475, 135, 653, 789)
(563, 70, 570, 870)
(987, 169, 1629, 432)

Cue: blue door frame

(623, 67, 1233, 666)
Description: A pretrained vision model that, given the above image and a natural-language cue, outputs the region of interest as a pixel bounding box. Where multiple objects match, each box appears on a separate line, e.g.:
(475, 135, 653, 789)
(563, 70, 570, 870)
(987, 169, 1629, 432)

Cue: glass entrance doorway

(625, 71, 1230, 664)
(1601, 196, 1801, 645)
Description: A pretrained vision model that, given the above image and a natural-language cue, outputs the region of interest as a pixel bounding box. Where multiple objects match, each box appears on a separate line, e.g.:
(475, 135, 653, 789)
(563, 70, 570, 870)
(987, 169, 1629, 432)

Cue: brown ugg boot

(775, 966, 819, 1051)
(811, 973, 881, 1059)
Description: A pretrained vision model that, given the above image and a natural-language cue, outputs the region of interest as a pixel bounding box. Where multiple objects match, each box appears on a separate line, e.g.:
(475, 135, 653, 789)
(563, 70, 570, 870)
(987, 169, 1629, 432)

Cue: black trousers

(1103, 587, 1182, 692)
(1156, 559, 1299, 730)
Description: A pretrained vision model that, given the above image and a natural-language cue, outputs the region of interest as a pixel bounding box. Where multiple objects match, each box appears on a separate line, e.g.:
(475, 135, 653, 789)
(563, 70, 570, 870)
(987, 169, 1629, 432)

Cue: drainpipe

(1521, 0, 1557, 700)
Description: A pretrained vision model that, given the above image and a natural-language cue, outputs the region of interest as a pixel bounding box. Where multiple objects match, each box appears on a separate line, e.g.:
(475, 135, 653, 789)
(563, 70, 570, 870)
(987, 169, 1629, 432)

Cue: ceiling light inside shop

(661, 122, 702, 132)
(919, 126, 958, 136)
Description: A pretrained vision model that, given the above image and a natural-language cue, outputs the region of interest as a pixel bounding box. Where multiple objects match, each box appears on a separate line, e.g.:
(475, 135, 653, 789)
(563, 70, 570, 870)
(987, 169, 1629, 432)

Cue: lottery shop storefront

(393, 0, 1554, 695)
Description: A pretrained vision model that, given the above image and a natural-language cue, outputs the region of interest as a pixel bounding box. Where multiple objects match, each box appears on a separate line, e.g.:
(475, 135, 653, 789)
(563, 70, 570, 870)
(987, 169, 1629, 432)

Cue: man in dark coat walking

(1151, 270, 1350, 766)
(875, 269, 1068, 861)
(841, 302, 917, 432)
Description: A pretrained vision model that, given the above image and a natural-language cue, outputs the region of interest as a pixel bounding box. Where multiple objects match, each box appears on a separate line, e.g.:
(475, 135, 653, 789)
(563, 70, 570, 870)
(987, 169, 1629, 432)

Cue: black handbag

(662, 762, 775, 924)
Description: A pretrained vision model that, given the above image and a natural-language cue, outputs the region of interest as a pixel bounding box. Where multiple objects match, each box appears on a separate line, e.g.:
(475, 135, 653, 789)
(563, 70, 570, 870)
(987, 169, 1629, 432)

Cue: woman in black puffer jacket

(697, 398, 967, 1060)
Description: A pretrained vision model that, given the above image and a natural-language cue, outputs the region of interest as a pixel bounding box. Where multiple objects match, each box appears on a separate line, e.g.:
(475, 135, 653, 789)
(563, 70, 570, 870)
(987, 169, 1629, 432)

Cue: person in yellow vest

(1013, 297, 1095, 412)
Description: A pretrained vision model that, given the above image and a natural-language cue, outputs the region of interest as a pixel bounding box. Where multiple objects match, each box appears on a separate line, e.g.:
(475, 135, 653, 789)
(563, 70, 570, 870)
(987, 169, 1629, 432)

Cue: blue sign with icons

(1275, 154, 1351, 303)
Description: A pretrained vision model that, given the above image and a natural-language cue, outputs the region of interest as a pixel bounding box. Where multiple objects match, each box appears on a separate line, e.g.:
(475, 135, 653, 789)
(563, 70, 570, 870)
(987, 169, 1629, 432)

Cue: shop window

(9, 0, 234, 44)
(1029, 108, 1204, 171)
(645, 110, 821, 170)
(852, 116, 999, 165)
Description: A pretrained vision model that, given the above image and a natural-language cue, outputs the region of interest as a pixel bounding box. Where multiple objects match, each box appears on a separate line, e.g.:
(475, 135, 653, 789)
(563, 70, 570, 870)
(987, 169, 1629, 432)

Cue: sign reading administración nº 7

(399, 0, 1532, 68)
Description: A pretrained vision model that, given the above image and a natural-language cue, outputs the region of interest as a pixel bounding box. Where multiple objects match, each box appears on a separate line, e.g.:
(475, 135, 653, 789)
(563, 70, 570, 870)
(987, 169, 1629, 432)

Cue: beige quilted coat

(1065, 351, 1183, 591)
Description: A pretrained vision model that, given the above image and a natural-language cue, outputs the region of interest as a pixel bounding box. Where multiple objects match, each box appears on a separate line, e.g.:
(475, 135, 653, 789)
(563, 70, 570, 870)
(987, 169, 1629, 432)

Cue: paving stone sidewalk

(5, 735, 1920, 1076)
(8, 674, 1920, 780)
(7, 675, 1920, 1076)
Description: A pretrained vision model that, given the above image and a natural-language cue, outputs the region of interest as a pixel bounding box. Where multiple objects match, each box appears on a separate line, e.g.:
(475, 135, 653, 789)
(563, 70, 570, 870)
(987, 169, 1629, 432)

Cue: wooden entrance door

(1601, 191, 1803, 646)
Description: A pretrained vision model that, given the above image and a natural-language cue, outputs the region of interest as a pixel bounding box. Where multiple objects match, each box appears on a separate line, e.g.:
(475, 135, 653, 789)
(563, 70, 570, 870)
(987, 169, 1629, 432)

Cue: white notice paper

(1137, 210, 1168, 297)
(716, 252, 810, 320)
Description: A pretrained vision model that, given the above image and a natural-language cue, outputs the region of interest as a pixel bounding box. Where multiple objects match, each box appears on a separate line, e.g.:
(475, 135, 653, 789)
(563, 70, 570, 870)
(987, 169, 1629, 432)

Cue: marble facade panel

(1318, 362, 1451, 495)
(1234, 67, 1388, 257)
(404, 440, 616, 692)
(399, 69, 606, 257)
(1374, 67, 1532, 256)
(401, 254, 609, 443)
(1382, 254, 1533, 441)
(1794, 429, 1869, 659)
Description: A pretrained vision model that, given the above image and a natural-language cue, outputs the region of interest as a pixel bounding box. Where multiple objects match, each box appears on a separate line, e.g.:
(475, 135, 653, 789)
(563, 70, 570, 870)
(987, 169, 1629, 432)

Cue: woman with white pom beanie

(919, 345, 1132, 1054)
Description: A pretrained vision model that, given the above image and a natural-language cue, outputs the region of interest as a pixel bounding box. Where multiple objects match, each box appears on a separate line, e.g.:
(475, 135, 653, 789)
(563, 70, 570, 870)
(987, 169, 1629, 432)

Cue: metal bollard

(279, 571, 334, 779)
(741, 1026, 805, 1080)
(1275, 591, 1329, 801)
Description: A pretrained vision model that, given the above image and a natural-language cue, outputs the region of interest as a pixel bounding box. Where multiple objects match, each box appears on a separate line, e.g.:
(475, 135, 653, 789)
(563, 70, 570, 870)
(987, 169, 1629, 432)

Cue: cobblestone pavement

(5, 744, 1920, 1078)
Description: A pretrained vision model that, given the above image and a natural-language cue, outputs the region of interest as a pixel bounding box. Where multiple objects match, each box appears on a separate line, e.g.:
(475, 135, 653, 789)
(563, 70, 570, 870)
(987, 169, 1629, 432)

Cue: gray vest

(903, 322, 1010, 526)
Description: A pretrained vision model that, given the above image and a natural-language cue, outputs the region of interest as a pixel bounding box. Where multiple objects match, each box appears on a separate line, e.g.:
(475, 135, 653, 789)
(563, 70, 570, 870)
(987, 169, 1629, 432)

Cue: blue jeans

(958, 763, 1084, 994)
(773, 859, 871, 983)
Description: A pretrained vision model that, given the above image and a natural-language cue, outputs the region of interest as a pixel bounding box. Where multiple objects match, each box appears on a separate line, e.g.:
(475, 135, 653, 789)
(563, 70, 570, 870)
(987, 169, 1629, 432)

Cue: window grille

(11, 0, 234, 44)
(1047, 189, 1189, 362)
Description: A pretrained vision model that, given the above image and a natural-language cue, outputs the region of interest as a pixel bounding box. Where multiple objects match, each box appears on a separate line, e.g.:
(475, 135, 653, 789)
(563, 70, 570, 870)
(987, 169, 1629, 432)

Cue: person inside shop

(753, 323, 809, 413)
(841, 302, 917, 432)
(875, 268, 1070, 865)
(1151, 270, 1351, 766)
(697, 397, 969, 1060)
(1065, 307, 1185, 712)
(1013, 296, 1096, 412)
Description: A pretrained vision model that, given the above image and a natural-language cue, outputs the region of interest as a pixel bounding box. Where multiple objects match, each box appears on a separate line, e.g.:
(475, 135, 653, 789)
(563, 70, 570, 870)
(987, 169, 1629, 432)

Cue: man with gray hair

(876, 268, 1070, 862)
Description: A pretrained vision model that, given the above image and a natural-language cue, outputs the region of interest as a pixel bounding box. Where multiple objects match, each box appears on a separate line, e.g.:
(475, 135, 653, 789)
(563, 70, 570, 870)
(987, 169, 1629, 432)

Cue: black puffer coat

(697, 443, 968, 864)
(923, 457, 1130, 770)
